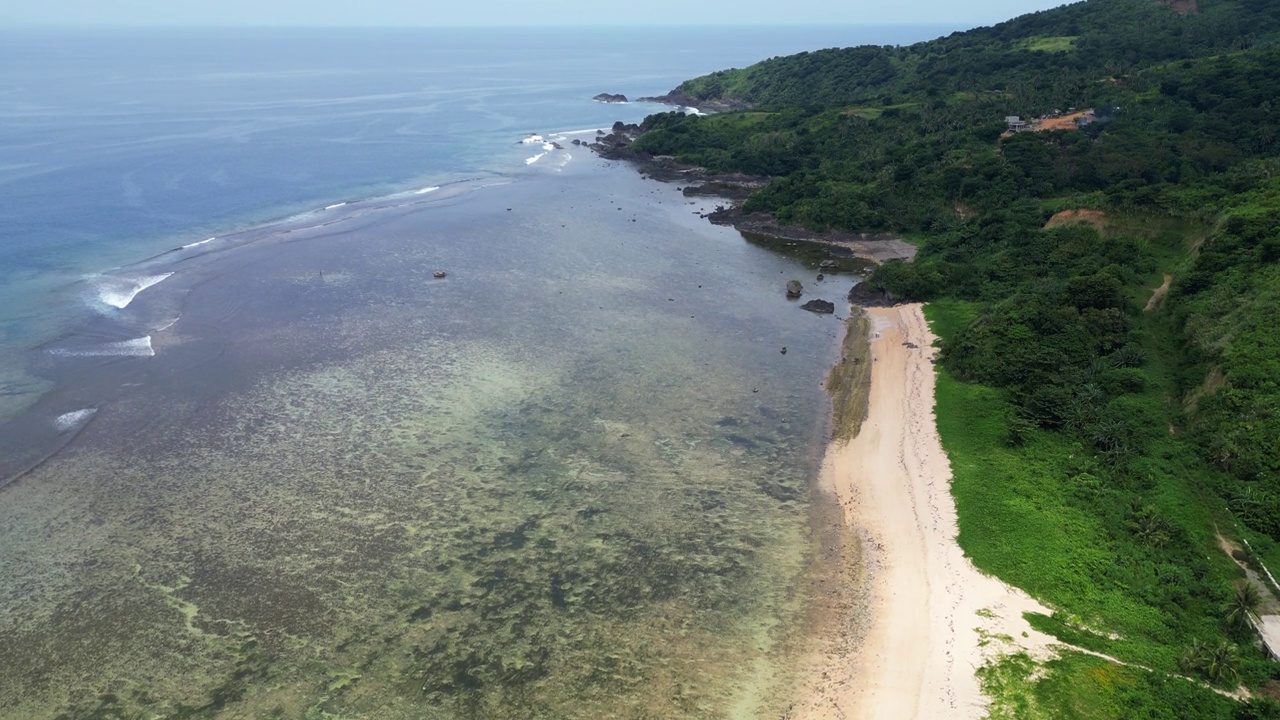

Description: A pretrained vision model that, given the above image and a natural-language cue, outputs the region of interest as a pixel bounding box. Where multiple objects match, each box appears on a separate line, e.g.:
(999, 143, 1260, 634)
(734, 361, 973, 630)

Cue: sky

(4, 0, 1073, 27)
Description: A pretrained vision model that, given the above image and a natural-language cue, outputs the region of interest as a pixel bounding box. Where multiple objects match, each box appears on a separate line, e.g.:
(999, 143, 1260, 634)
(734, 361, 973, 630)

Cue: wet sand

(792, 304, 1054, 720)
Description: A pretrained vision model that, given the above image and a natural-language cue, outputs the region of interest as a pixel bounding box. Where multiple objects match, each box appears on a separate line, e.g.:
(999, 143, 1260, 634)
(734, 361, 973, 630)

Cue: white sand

(791, 304, 1055, 720)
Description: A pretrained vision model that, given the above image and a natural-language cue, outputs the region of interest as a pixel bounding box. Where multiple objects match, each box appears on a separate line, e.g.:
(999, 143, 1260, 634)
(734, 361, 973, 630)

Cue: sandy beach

(793, 303, 1055, 720)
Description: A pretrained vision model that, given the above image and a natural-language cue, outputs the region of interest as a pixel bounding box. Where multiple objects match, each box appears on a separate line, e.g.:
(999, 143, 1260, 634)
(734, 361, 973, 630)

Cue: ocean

(0, 26, 956, 718)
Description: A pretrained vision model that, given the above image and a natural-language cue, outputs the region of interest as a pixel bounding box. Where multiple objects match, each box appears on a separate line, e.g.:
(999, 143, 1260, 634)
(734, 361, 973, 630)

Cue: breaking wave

(93, 273, 173, 309)
(54, 408, 97, 433)
(49, 336, 154, 358)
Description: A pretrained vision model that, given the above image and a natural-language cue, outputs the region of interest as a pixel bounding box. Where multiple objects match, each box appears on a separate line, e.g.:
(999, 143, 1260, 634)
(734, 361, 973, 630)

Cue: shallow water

(0, 26, 956, 423)
(0, 156, 861, 718)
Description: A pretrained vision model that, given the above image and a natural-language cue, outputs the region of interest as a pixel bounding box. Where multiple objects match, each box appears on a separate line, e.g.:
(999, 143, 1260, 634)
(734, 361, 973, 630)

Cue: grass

(980, 651, 1238, 720)
(840, 102, 920, 120)
(1016, 36, 1080, 53)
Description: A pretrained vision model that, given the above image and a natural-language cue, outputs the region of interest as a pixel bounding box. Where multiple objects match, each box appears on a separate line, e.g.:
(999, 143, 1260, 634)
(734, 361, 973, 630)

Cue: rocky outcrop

(706, 207, 917, 265)
(592, 93, 629, 103)
(800, 299, 835, 314)
(635, 89, 753, 114)
(847, 282, 899, 308)
(786, 280, 803, 298)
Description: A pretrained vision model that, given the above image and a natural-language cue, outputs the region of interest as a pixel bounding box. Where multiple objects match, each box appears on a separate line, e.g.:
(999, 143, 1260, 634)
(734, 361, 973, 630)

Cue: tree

(1223, 582, 1262, 635)
(1203, 640, 1241, 686)
(1180, 638, 1241, 686)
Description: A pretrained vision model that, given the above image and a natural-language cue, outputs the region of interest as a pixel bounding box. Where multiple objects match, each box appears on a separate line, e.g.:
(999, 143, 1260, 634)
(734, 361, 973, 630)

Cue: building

(1005, 115, 1030, 132)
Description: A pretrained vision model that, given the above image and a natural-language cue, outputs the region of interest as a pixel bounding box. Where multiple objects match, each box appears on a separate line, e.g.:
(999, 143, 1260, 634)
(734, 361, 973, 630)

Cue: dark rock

(780, 347, 787, 355)
(571, 138, 582, 145)
(785, 280, 803, 298)
(433, 270, 447, 279)
(801, 299, 835, 314)
(635, 89, 754, 113)
(592, 93, 629, 103)
(847, 282, 898, 307)
(816, 273, 825, 281)
(819, 259, 840, 270)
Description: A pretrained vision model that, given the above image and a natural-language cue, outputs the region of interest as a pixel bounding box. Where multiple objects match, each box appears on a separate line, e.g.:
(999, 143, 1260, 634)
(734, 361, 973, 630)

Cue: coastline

(793, 304, 1055, 719)
(589, 127, 916, 266)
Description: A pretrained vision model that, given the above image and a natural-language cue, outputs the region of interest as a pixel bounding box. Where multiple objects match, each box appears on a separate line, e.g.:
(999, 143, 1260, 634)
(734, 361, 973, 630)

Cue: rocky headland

(634, 89, 753, 114)
(589, 121, 916, 268)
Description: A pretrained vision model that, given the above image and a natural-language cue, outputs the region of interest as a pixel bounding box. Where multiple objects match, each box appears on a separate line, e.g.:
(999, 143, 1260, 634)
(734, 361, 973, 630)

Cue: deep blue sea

(0, 26, 959, 717)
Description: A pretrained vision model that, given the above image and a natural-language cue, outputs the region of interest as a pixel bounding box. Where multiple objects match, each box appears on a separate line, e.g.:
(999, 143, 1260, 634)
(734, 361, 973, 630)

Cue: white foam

(542, 142, 555, 151)
(54, 408, 96, 433)
(50, 336, 154, 358)
(521, 134, 544, 144)
(96, 273, 173, 309)
(155, 317, 180, 332)
(325, 202, 347, 210)
(414, 186, 441, 195)
(182, 237, 215, 249)
(555, 128, 606, 136)
(525, 152, 548, 165)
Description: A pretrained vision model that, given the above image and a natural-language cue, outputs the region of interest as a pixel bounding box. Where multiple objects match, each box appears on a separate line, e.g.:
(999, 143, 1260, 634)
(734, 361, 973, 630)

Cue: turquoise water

(0, 26, 956, 717)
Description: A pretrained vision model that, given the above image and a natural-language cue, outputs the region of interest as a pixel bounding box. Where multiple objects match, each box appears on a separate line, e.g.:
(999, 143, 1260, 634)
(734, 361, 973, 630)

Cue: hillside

(660, 0, 1280, 111)
(624, 0, 1280, 716)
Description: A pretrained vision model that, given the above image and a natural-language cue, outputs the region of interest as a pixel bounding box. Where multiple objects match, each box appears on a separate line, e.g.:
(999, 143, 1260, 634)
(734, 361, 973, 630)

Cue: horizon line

(0, 21, 977, 30)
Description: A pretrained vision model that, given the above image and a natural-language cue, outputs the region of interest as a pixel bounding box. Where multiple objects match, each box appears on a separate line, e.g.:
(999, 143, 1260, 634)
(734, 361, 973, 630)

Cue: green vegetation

(629, 0, 1280, 714)
(1017, 35, 1080, 53)
(826, 311, 872, 441)
(980, 651, 1242, 719)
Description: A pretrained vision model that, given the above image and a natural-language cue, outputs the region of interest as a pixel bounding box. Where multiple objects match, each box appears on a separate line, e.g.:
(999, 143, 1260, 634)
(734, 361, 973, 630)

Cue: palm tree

(1203, 640, 1241, 686)
(1182, 638, 1242, 686)
(1180, 638, 1209, 674)
(1223, 582, 1263, 634)
(1129, 507, 1171, 549)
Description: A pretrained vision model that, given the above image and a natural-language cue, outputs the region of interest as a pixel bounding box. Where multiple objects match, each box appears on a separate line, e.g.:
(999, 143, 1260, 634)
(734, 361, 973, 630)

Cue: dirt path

(1146, 273, 1173, 311)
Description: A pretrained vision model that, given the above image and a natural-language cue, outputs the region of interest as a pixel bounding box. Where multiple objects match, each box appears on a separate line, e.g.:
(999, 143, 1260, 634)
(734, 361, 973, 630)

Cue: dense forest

(625, 0, 1280, 716)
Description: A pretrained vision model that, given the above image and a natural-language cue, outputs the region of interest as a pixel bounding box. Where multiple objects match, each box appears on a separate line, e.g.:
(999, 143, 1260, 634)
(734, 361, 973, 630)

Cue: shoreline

(793, 304, 1055, 719)
(589, 128, 916, 266)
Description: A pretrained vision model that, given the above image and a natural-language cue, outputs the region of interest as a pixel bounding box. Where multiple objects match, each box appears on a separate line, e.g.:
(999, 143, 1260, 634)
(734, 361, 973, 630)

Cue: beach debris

(801, 299, 835, 314)
(785, 280, 803, 298)
(433, 270, 447, 279)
